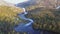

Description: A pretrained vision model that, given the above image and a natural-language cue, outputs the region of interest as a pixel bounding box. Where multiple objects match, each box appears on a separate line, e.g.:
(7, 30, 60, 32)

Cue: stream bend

(14, 8, 34, 32)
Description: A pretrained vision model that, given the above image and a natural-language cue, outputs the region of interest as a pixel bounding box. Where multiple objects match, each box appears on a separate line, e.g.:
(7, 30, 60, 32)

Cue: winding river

(14, 8, 41, 34)
(14, 7, 57, 34)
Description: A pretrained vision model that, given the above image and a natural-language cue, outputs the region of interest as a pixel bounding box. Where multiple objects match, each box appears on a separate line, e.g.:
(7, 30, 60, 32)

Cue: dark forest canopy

(26, 7, 60, 33)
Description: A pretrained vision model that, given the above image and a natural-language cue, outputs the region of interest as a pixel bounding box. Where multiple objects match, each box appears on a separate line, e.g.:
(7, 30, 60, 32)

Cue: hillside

(0, 5, 24, 34)
(26, 8, 60, 34)
(25, 0, 60, 11)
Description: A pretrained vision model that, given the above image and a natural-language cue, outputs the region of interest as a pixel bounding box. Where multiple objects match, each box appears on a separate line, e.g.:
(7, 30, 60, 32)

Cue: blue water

(14, 8, 41, 34)
(14, 8, 57, 34)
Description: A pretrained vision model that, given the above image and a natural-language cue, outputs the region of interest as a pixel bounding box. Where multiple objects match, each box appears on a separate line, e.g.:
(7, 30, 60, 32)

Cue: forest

(26, 7, 60, 34)
(0, 0, 60, 34)
(0, 5, 25, 34)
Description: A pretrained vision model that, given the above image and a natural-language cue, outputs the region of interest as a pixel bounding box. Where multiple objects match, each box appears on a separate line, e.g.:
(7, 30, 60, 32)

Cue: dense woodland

(25, 1, 60, 33)
(26, 0, 60, 11)
(0, 0, 60, 34)
(0, 5, 25, 34)
(26, 7, 60, 34)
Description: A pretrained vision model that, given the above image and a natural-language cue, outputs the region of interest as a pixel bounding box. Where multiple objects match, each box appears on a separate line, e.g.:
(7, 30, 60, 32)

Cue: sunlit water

(14, 8, 36, 33)
(3, 0, 58, 34)
(14, 8, 53, 34)
(56, 6, 60, 9)
(14, 7, 47, 34)
(14, 7, 59, 34)
(3, 0, 41, 34)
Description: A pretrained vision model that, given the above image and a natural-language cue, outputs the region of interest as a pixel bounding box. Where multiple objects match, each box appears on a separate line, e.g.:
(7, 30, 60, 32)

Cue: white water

(56, 6, 60, 9)
(14, 8, 34, 32)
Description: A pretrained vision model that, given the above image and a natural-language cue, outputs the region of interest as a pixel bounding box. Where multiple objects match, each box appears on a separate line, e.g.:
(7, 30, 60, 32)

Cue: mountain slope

(15, 0, 36, 8)
(26, 8, 60, 34)
(0, 4, 24, 34)
(25, 0, 60, 11)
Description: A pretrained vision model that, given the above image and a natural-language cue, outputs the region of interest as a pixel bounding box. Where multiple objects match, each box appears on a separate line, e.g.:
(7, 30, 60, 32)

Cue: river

(14, 8, 41, 34)
(14, 7, 59, 34)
